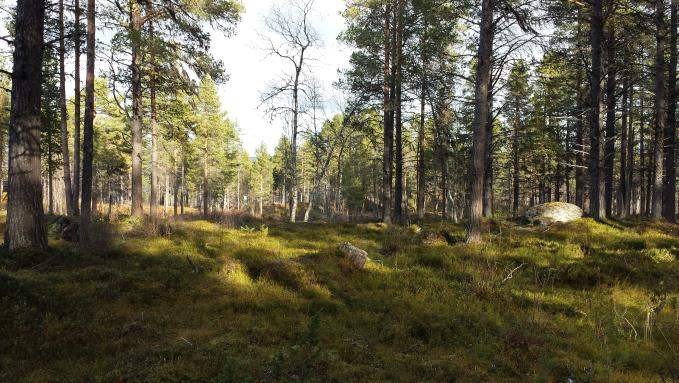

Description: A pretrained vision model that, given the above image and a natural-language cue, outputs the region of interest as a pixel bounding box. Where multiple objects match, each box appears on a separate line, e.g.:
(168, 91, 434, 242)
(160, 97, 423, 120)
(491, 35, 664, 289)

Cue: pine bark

(149, 18, 158, 222)
(5, 0, 48, 250)
(512, 103, 520, 216)
(382, 1, 393, 224)
(604, 25, 616, 218)
(589, 0, 604, 220)
(619, 78, 629, 217)
(80, 0, 95, 242)
(653, 0, 667, 219)
(59, 0, 75, 216)
(393, 0, 405, 224)
(466, 0, 493, 243)
(73, 0, 81, 215)
(130, 0, 144, 217)
(664, 0, 677, 221)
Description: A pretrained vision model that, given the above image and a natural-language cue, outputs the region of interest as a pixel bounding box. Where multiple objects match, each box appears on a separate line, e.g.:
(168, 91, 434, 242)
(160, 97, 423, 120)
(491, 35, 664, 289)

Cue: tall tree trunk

(73, 0, 81, 215)
(653, 0, 667, 219)
(80, 0, 95, 243)
(203, 147, 209, 218)
(483, 97, 493, 217)
(641, 94, 647, 215)
(466, 0, 493, 243)
(619, 77, 629, 217)
(604, 24, 616, 218)
(627, 82, 635, 215)
(512, 102, 520, 216)
(5, 0, 48, 250)
(130, 0, 144, 217)
(393, 0, 405, 224)
(180, 159, 185, 215)
(664, 0, 677, 221)
(47, 134, 54, 215)
(149, 18, 158, 222)
(0, 127, 5, 203)
(382, 1, 393, 224)
(589, 0, 604, 220)
(173, 151, 179, 216)
(416, 63, 426, 219)
(575, 54, 586, 209)
(59, 0, 75, 216)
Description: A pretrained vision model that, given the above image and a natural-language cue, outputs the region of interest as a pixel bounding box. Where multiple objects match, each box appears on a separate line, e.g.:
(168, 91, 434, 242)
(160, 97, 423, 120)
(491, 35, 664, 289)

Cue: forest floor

(1, 213, 679, 382)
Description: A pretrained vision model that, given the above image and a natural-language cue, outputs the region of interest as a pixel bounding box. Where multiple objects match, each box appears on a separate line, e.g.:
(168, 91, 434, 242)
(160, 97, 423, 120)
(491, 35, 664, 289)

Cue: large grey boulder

(524, 202, 583, 225)
(338, 243, 369, 269)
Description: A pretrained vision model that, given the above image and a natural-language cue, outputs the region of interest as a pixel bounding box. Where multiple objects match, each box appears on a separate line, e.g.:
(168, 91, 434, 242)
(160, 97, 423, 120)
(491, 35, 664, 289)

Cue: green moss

(0, 217, 678, 382)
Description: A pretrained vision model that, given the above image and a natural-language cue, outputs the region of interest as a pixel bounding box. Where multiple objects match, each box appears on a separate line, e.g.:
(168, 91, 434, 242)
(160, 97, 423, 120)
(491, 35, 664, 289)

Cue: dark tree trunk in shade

(80, 0, 95, 243)
(393, 0, 405, 224)
(604, 25, 616, 218)
(59, 0, 75, 216)
(483, 98, 493, 217)
(653, 0, 667, 219)
(5, 0, 48, 249)
(575, 52, 585, 209)
(382, 1, 393, 224)
(73, 0, 81, 215)
(512, 103, 520, 216)
(626, 83, 635, 215)
(589, 0, 604, 220)
(664, 0, 677, 221)
(641, 94, 647, 216)
(619, 78, 629, 217)
(416, 68, 426, 219)
(466, 0, 493, 243)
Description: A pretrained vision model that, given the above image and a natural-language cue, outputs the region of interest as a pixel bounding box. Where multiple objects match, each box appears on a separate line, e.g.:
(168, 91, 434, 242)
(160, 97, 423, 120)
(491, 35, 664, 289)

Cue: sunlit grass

(1, 215, 678, 381)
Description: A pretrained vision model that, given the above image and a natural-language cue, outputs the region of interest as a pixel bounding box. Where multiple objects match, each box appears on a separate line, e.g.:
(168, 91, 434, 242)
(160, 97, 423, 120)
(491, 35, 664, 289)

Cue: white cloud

(211, 0, 350, 156)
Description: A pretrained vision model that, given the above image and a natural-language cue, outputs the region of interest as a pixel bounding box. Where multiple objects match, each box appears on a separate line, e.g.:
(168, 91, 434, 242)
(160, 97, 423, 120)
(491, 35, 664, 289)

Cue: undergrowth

(1, 216, 678, 382)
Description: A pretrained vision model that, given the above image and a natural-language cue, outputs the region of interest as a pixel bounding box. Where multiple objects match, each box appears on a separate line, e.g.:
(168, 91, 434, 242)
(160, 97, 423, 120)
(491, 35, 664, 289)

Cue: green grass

(1, 215, 679, 382)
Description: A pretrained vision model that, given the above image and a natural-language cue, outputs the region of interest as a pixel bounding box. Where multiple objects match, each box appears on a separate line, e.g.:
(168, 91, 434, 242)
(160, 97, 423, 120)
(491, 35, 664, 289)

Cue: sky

(210, 0, 351, 155)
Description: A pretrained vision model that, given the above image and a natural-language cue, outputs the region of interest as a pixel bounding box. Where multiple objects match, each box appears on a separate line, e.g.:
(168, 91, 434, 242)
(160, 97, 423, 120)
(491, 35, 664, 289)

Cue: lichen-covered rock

(524, 202, 583, 225)
(338, 243, 369, 269)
